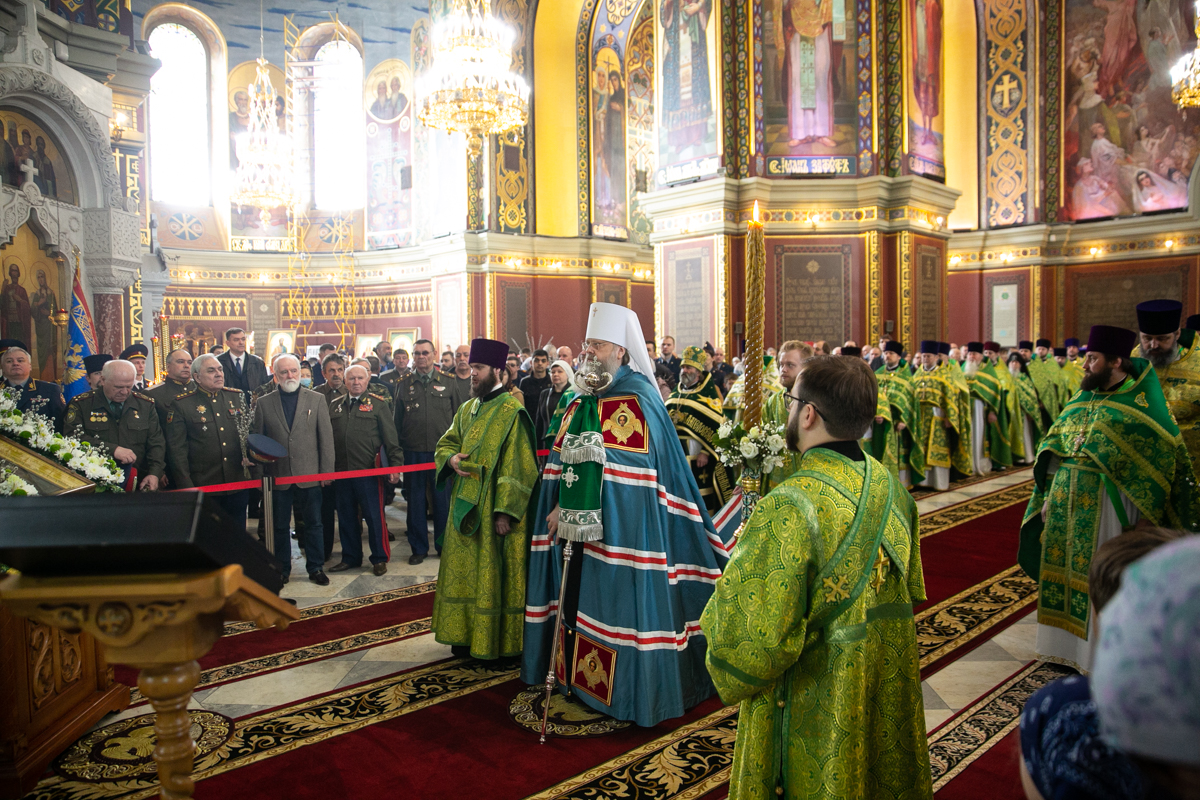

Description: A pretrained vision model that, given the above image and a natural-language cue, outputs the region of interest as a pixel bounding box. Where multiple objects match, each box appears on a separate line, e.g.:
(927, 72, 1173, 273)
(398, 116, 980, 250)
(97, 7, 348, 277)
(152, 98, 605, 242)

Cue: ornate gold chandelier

(417, 0, 529, 157)
(1171, 13, 1200, 109)
(232, 58, 295, 225)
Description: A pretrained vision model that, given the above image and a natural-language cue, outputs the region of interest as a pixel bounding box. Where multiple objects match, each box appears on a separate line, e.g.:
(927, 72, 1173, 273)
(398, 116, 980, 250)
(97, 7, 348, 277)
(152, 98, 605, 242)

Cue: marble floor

(97, 466, 1040, 741)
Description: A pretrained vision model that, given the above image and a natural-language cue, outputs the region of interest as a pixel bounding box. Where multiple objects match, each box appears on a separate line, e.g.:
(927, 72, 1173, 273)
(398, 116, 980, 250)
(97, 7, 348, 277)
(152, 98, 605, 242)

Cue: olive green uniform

(393, 368, 462, 451)
(144, 378, 196, 429)
(165, 387, 251, 489)
(329, 388, 405, 471)
(63, 389, 166, 480)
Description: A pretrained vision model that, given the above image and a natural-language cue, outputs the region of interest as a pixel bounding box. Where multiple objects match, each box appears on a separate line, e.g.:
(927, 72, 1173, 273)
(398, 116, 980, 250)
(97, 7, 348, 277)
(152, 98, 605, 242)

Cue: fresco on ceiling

(131, 1, 422, 70)
(364, 58, 413, 249)
(1063, 0, 1197, 219)
(657, 0, 720, 185)
(761, 0, 859, 176)
(905, 0, 943, 179)
(0, 109, 78, 205)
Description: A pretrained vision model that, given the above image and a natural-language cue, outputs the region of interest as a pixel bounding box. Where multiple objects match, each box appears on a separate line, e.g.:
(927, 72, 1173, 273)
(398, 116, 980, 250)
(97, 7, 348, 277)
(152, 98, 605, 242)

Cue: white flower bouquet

(712, 419, 788, 475)
(0, 388, 125, 492)
(0, 466, 36, 496)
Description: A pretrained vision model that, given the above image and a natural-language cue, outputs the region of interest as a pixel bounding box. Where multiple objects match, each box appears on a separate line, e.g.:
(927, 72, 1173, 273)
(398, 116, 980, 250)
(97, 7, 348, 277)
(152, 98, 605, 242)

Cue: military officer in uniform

(1, 343, 66, 431)
(316, 354, 348, 402)
(63, 359, 165, 491)
(166, 353, 254, 530)
(120, 343, 151, 390)
(144, 349, 195, 430)
(313, 352, 350, 557)
(394, 338, 461, 564)
(84, 353, 112, 390)
(328, 365, 404, 575)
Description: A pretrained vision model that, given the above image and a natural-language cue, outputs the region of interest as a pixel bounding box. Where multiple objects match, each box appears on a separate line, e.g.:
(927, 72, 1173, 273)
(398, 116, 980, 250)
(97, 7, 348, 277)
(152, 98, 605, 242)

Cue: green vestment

(762, 388, 802, 492)
(966, 362, 1013, 468)
(1018, 359, 1200, 643)
(1134, 327, 1200, 469)
(667, 372, 734, 513)
(1026, 357, 1063, 427)
(866, 361, 927, 486)
(433, 391, 540, 659)
(912, 364, 972, 476)
(701, 448, 931, 800)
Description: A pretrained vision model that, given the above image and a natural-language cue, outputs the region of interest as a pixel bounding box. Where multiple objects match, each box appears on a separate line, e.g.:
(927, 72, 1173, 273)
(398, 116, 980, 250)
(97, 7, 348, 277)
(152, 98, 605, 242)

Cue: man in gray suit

(253, 354, 336, 585)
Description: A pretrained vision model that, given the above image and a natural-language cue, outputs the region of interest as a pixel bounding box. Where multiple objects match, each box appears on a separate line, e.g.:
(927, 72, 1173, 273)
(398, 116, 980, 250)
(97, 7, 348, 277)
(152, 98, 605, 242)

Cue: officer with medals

(165, 353, 254, 529)
(328, 365, 404, 576)
(1, 341, 66, 431)
(119, 343, 151, 390)
(84, 353, 112, 390)
(63, 359, 165, 491)
(144, 348, 195, 430)
(316, 353, 348, 402)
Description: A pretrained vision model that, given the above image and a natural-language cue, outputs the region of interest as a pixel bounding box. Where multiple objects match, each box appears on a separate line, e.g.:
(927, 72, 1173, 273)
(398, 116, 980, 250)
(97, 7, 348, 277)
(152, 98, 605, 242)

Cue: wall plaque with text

(775, 244, 852, 344)
(1075, 269, 1186, 335)
(665, 241, 714, 348)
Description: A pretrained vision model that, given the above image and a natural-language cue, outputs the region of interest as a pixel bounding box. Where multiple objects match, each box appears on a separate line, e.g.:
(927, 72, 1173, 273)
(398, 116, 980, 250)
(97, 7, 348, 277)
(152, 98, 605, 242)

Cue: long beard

(280, 378, 300, 392)
(1080, 366, 1113, 392)
(1009, 363, 1022, 377)
(471, 370, 499, 398)
(1146, 347, 1176, 368)
(963, 360, 980, 376)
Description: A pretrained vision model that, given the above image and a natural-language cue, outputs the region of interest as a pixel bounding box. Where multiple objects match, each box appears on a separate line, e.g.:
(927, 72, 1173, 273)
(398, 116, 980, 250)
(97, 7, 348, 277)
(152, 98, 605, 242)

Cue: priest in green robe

(1055, 346, 1084, 395)
(762, 341, 812, 491)
(963, 341, 1012, 474)
(1132, 298, 1200, 470)
(702, 354, 932, 800)
(865, 339, 926, 487)
(1020, 339, 1062, 428)
(913, 341, 972, 490)
(1018, 325, 1200, 673)
(433, 337, 539, 660)
(1006, 352, 1043, 464)
(666, 345, 733, 513)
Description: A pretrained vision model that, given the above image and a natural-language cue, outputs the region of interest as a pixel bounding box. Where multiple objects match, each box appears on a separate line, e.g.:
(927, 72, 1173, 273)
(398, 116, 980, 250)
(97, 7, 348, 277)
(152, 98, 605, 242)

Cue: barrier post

(261, 474, 275, 555)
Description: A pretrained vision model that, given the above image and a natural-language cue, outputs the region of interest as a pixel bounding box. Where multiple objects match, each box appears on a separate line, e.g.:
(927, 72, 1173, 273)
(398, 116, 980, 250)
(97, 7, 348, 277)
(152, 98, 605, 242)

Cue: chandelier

(417, 0, 529, 157)
(1171, 12, 1200, 109)
(232, 58, 295, 225)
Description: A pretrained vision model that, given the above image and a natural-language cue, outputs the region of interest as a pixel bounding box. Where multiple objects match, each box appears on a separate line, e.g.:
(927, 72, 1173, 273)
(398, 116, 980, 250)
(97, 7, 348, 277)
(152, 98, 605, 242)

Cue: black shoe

(373, 562, 388, 576)
(408, 553, 426, 565)
(328, 562, 356, 573)
(450, 645, 471, 658)
(388, 532, 396, 541)
(309, 570, 330, 586)
(281, 574, 290, 584)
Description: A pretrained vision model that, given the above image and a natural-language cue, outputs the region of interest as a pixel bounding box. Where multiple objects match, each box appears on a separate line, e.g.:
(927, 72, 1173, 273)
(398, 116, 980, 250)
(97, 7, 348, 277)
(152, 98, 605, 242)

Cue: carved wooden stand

(0, 565, 298, 800)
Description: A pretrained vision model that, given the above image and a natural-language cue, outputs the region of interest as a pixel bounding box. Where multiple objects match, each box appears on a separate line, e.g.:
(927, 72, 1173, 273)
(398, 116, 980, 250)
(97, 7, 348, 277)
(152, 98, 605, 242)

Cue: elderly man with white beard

(522, 303, 737, 727)
(963, 342, 1012, 475)
(253, 354, 336, 585)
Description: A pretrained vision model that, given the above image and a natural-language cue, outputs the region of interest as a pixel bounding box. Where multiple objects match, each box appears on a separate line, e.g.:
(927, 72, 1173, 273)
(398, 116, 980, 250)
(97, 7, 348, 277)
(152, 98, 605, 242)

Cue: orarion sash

(558, 394, 605, 542)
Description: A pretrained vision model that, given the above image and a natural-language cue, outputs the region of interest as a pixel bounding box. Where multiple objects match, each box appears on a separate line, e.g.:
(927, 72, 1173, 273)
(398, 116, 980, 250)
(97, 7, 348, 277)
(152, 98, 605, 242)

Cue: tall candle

(742, 201, 765, 429)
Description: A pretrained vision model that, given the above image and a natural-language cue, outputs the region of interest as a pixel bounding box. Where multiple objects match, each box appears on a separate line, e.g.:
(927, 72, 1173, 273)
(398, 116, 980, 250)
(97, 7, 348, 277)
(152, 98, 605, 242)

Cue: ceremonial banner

(63, 267, 99, 402)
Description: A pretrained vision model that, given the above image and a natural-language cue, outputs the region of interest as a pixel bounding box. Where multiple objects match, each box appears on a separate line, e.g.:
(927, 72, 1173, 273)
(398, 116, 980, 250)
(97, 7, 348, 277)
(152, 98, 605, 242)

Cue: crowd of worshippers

(5, 296, 1200, 800)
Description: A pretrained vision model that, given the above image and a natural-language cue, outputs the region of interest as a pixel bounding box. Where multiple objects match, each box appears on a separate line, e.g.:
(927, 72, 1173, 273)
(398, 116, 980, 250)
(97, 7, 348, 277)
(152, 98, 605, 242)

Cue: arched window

(147, 23, 211, 206)
(313, 39, 365, 211)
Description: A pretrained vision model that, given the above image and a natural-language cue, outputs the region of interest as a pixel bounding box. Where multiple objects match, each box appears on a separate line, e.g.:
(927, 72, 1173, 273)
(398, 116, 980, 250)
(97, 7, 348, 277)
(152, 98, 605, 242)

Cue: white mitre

(584, 302, 660, 392)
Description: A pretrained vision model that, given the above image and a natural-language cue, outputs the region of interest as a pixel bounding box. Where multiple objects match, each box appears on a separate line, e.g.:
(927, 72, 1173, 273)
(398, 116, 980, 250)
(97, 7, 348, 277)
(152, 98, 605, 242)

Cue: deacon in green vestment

(762, 341, 812, 491)
(666, 346, 733, 513)
(702, 354, 932, 800)
(1018, 325, 1200, 673)
(1006, 353, 1044, 464)
(1023, 339, 1063, 426)
(865, 339, 926, 487)
(963, 342, 1012, 474)
(1132, 299, 1200, 470)
(433, 338, 539, 660)
(912, 341, 972, 490)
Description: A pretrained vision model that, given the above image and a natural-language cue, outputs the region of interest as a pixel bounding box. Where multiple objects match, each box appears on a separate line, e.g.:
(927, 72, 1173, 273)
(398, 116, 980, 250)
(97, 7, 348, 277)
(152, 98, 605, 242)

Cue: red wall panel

(947, 272, 982, 344)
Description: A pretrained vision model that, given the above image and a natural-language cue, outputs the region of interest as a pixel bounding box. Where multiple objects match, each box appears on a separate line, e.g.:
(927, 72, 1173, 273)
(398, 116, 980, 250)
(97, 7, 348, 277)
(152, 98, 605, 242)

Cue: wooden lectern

(0, 564, 299, 800)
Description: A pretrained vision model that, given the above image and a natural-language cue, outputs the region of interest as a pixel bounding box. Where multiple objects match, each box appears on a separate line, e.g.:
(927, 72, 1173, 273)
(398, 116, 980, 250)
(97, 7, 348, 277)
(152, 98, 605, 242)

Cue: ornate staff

(539, 355, 613, 744)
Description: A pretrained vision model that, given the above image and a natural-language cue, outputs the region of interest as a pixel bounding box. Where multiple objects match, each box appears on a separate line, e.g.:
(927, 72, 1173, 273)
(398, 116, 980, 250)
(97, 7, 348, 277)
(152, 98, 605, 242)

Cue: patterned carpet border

(928, 661, 1073, 791)
(909, 469, 1029, 501)
(221, 580, 436, 636)
(126, 618, 433, 707)
(30, 659, 517, 800)
(916, 566, 1038, 670)
(918, 482, 1033, 538)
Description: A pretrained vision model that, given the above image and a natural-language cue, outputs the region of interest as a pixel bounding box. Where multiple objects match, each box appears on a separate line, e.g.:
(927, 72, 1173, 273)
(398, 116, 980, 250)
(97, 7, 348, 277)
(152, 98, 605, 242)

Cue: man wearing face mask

(253, 354, 335, 585)
(522, 303, 738, 727)
(1132, 298, 1200, 468)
